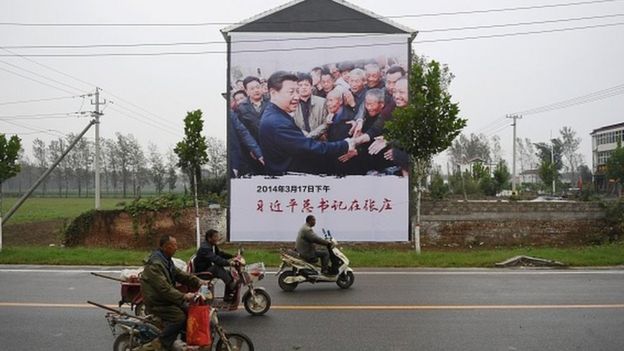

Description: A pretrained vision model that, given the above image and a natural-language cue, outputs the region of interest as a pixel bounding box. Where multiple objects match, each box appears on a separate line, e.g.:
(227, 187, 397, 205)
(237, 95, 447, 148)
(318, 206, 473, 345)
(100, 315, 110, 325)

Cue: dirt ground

(3, 220, 66, 246)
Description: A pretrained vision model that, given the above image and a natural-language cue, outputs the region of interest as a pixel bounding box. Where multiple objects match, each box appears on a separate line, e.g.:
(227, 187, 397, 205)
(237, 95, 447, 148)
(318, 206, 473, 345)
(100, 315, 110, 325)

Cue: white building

(590, 122, 624, 190)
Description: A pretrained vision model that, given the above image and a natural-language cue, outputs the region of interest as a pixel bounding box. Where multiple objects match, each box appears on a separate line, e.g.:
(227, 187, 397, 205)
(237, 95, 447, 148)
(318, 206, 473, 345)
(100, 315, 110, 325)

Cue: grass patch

(1, 243, 623, 267)
(0, 197, 132, 225)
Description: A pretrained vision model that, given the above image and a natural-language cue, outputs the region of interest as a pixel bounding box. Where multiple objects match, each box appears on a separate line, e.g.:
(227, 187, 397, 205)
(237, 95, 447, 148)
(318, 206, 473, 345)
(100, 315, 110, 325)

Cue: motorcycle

(276, 229, 355, 291)
(89, 300, 254, 351)
(187, 249, 271, 316)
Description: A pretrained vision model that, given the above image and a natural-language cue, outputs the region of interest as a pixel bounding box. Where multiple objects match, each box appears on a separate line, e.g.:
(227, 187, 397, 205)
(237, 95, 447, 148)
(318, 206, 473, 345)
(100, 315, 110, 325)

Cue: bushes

(429, 172, 449, 200)
(602, 199, 624, 242)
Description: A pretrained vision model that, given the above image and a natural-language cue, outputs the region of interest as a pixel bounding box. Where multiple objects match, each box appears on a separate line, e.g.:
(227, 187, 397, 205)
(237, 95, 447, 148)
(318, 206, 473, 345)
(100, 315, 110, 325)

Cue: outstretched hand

(368, 136, 387, 155)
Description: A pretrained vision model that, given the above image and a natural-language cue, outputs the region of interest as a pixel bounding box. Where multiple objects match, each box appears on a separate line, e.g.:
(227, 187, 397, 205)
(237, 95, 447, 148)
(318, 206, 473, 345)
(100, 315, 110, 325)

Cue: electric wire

(0, 65, 78, 95)
(1, 20, 622, 57)
(0, 46, 183, 138)
(106, 105, 182, 138)
(4, 13, 624, 50)
(0, 95, 80, 106)
(0, 0, 619, 26)
(0, 119, 67, 138)
(512, 83, 624, 116)
(0, 59, 85, 94)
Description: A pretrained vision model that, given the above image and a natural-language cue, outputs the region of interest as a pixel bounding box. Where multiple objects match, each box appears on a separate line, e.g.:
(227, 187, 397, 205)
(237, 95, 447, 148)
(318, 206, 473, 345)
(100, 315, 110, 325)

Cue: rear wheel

(336, 271, 354, 289)
(215, 332, 254, 351)
(243, 289, 271, 316)
(113, 333, 142, 351)
(277, 271, 298, 292)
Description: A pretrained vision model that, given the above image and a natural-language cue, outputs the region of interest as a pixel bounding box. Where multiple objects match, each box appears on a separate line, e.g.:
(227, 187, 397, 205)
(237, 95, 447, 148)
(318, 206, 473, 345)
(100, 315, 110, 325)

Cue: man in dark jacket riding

(141, 234, 205, 351)
(296, 215, 333, 275)
(193, 229, 237, 301)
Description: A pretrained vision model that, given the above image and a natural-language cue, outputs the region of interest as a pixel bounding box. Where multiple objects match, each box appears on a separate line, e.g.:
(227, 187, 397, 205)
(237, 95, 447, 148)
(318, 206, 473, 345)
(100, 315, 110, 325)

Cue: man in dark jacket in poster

(193, 229, 237, 301)
(258, 71, 356, 175)
(140, 235, 204, 351)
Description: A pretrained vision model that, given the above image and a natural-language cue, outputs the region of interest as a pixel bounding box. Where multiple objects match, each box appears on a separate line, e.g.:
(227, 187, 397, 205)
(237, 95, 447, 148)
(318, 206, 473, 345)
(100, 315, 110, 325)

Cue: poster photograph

(228, 32, 411, 241)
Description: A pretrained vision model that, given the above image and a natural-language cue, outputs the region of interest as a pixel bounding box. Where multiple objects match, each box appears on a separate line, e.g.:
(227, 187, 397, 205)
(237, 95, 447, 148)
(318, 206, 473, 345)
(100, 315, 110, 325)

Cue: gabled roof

(221, 0, 416, 39)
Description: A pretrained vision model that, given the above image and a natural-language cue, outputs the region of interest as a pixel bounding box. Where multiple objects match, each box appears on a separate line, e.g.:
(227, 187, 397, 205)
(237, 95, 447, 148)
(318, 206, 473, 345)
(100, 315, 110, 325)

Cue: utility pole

(91, 87, 106, 209)
(507, 114, 522, 195)
(551, 130, 555, 195)
(3, 119, 97, 225)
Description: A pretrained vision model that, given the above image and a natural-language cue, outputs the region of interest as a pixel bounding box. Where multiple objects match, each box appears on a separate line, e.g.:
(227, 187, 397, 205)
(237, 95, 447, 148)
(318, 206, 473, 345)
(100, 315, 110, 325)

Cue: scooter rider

(193, 229, 237, 301)
(141, 234, 206, 351)
(296, 215, 333, 275)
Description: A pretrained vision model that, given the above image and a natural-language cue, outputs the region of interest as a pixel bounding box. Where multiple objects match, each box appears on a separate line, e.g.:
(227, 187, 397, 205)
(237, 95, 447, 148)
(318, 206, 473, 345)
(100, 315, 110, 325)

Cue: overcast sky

(1, 0, 623, 171)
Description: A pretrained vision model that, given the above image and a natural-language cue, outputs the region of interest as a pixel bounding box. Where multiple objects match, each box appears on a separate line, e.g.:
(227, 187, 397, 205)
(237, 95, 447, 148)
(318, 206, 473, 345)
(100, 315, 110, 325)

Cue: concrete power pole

(92, 88, 105, 209)
(507, 114, 522, 195)
(551, 131, 556, 195)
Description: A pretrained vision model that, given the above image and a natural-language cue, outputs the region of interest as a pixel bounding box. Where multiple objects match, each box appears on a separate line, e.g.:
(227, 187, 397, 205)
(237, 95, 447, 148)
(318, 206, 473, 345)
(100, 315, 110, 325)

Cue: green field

(0, 197, 129, 225)
(1, 243, 623, 267)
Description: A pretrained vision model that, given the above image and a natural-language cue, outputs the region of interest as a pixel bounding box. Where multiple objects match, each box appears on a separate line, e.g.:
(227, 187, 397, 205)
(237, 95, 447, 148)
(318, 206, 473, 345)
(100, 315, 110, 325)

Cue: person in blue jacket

(259, 71, 356, 176)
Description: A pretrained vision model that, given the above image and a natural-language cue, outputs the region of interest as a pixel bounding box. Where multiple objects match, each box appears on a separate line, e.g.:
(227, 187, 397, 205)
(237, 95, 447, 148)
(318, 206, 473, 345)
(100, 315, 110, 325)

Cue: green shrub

(429, 172, 449, 200)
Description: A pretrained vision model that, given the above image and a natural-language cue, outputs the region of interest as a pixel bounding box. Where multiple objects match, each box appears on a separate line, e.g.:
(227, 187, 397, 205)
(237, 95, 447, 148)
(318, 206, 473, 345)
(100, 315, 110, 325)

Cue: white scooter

(276, 229, 355, 291)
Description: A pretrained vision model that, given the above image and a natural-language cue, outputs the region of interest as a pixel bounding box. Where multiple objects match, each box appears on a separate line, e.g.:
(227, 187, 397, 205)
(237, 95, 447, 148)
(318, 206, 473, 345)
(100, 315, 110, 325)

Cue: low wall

(419, 201, 607, 248)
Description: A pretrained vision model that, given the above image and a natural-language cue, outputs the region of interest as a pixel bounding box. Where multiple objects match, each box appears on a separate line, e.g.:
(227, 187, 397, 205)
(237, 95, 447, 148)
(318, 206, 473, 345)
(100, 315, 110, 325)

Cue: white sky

(1, 0, 623, 170)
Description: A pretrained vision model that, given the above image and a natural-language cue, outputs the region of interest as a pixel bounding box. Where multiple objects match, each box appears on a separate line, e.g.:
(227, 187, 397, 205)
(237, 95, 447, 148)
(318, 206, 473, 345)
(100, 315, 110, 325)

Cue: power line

(416, 21, 624, 44)
(104, 93, 181, 130)
(0, 119, 66, 138)
(420, 13, 624, 33)
(0, 59, 85, 94)
(0, 65, 78, 95)
(0, 41, 408, 57)
(0, 46, 181, 137)
(512, 84, 624, 116)
(0, 95, 80, 106)
(106, 105, 182, 138)
(5, 13, 624, 49)
(0, 47, 94, 89)
(0, 111, 85, 118)
(1, 20, 622, 57)
(0, 0, 619, 26)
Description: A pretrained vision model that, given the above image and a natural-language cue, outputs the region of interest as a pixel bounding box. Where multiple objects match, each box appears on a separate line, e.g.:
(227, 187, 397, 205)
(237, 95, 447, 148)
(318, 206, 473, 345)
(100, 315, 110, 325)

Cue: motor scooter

(188, 249, 271, 316)
(276, 229, 354, 291)
(89, 299, 254, 351)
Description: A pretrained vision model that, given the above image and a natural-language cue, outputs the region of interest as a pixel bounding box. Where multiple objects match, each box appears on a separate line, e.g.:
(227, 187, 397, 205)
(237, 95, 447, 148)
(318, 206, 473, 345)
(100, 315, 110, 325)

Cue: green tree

(429, 170, 449, 200)
(174, 110, 208, 192)
(493, 160, 511, 193)
(606, 140, 624, 196)
(0, 134, 22, 251)
(535, 140, 563, 192)
(479, 174, 497, 196)
(384, 54, 466, 252)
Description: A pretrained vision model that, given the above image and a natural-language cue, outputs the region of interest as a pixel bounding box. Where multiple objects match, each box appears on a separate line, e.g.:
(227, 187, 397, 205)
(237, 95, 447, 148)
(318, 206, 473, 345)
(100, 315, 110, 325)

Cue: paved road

(0, 266, 623, 350)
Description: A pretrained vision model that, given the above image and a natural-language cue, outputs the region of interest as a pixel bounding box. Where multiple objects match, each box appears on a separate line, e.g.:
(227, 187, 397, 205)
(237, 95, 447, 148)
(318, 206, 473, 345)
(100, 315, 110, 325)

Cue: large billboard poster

(228, 32, 410, 241)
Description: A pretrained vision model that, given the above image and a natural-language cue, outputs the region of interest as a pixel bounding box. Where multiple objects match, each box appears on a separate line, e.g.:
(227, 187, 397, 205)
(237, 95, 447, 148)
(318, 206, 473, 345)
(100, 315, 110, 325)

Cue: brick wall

(419, 201, 607, 248)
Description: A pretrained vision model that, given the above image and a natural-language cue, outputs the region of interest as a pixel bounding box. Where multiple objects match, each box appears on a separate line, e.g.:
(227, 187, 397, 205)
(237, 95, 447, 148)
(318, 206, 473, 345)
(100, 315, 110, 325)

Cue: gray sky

(1, 0, 623, 170)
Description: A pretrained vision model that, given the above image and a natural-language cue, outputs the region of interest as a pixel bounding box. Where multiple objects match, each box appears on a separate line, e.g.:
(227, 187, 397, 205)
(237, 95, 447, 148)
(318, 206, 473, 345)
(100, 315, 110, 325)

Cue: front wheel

(215, 332, 254, 351)
(336, 271, 354, 289)
(243, 289, 271, 316)
(113, 333, 142, 351)
(277, 271, 298, 292)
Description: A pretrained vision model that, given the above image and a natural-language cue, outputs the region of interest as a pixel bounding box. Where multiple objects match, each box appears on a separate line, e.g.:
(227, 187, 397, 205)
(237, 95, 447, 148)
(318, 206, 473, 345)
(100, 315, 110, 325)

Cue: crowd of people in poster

(228, 57, 410, 178)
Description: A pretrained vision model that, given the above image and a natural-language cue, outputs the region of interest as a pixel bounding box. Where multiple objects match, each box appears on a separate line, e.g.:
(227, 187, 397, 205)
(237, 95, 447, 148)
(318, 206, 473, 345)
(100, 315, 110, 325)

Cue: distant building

(591, 122, 624, 190)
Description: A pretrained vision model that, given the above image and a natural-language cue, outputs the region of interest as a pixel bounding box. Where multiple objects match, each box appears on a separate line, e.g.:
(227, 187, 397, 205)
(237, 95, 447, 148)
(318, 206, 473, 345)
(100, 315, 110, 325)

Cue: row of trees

(447, 126, 590, 192)
(2, 129, 226, 198)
